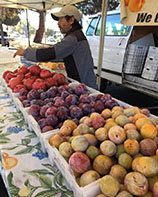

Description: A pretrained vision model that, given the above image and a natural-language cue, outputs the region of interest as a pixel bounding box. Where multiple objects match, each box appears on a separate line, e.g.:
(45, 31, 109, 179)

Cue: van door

(86, 12, 133, 83)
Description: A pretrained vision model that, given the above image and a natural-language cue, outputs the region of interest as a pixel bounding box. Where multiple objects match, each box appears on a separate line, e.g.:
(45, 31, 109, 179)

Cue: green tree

(45, 28, 56, 37)
(76, 0, 120, 15)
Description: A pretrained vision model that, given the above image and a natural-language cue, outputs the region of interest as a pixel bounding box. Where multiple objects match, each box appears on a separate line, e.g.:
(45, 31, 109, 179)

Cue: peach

(115, 144, 125, 158)
(134, 112, 147, 121)
(141, 123, 157, 139)
(89, 127, 95, 134)
(128, 116, 136, 124)
(110, 164, 127, 184)
(95, 127, 108, 141)
(123, 106, 140, 117)
(83, 134, 97, 146)
(128, 0, 146, 12)
(112, 110, 123, 119)
(117, 191, 133, 197)
(126, 128, 141, 141)
(99, 175, 120, 197)
(124, 172, 148, 196)
(101, 108, 112, 119)
(86, 145, 100, 159)
(79, 170, 100, 187)
(124, 123, 136, 130)
(108, 125, 126, 144)
(104, 121, 117, 131)
(115, 114, 129, 127)
(71, 135, 89, 152)
(60, 125, 73, 136)
(147, 175, 158, 192)
(132, 157, 158, 177)
(96, 194, 106, 197)
(79, 116, 88, 124)
(93, 155, 113, 175)
(49, 133, 67, 148)
(90, 112, 101, 119)
(111, 106, 124, 113)
(63, 119, 77, 130)
(135, 117, 152, 130)
(100, 140, 117, 157)
(69, 152, 90, 173)
(59, 142, 73, 158)
(73, 123, 90, 136)
(123, 139, 140, 156)
(92, 116, 105, 130)
(140, 138, 157, 156)
(118, 153, 133, 170)
(82, 117, 92, 127)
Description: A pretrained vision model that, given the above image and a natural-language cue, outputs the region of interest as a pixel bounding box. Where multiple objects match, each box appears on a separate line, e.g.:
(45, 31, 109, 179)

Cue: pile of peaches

(48, 106, 158, 197)
(2, 65, 119, 132)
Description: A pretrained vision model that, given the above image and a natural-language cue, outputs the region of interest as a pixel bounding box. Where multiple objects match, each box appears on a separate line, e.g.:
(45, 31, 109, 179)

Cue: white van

(86, 9, 158, 97)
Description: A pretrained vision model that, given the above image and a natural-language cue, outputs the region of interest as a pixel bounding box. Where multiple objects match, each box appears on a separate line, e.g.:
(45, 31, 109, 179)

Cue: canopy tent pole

(96, 0, 108, 90)
(0, 7, 5, 46)
(26, 9, 31, 46)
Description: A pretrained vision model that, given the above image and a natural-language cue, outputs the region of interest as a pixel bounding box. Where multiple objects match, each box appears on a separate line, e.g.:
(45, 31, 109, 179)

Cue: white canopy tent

(0, 0, 84, 46)
(0, 0, 106, 89)
(0, 0, 84, 11)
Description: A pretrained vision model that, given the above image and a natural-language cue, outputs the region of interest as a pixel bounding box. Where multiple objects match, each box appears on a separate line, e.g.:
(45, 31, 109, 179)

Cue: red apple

(13, 84, 27, 93)
(23, 78, 35, 90)
(25, 72, 32, 78)
(29, 65, 41, 76)
(44, 77, 58, 88)
(17, 66, 29, 74)
(69, 152, 90, 173)
(53, 73, 66, 85)
(32, 78, 47, 91)
(5, 72, 16, 83)
(40, 69, 52, 78)
(17, 73, 25, 81)
(3, 70, 12, 79)
(92, 116, 105, 129)
(8, 77, 22, 90)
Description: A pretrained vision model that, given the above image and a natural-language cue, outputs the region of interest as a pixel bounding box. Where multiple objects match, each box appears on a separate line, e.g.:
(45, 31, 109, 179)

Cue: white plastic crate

(123, 44, 148, 74)
(141, 58, 158, 81)
(146, 46, 158, 58)
(43, 131, 101, 197)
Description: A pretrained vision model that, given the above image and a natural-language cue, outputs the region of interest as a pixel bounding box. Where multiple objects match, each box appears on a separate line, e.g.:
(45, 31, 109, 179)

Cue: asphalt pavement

(104, 82, 158, 116)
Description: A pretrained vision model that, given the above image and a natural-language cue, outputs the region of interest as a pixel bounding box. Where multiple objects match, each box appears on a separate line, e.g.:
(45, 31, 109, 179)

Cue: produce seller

(14, 5, 98, 89)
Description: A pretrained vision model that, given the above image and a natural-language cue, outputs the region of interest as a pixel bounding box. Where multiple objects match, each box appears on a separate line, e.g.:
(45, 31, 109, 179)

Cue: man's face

(58, 17, 74, 34)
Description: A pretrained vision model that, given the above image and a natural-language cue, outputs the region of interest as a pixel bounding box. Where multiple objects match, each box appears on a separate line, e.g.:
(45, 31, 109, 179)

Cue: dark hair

(65, 15, 82, 29)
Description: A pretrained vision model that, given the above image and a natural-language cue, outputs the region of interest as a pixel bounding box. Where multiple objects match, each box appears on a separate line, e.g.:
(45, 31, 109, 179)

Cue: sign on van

(121, 0, 158, 26)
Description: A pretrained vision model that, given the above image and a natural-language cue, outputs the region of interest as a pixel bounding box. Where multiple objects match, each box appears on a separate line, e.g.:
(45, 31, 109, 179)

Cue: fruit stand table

(0, 51, 73, 197)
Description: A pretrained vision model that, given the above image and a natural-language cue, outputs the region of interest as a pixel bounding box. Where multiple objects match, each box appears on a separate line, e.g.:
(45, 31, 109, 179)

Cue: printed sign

(121, 0, 158, 26)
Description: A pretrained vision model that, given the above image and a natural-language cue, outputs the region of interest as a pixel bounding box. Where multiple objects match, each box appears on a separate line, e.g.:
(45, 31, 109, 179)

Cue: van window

(96, 14, 130, 36)
(86, 17, 98, 36)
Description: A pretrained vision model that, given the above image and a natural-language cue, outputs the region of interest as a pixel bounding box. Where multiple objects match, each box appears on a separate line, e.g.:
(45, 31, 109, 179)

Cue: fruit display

(2, 65, 120, 134)
(47, 106, 158, 197)
(2, 65, 158, 197)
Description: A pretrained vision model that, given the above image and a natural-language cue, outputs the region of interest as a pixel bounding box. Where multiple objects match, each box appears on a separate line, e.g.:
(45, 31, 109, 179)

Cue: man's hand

(13, 48, 24, 58)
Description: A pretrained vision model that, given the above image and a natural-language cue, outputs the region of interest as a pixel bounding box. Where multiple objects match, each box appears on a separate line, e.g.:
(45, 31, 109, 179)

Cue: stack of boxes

(141, 46, 158, 81)
(123, 44, 148, 74)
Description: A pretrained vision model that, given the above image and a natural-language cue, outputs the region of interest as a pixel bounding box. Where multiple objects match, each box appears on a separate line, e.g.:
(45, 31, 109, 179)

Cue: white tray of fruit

(43, 128, 101, 197)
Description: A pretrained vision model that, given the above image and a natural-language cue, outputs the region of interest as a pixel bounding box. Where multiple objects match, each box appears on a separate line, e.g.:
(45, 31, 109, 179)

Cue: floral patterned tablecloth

(0, 63, 73, 197)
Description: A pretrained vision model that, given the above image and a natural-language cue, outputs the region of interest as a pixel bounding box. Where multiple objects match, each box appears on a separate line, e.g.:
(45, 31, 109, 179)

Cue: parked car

(49, 37, 56, 43)
(0, 31, 9, 47)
